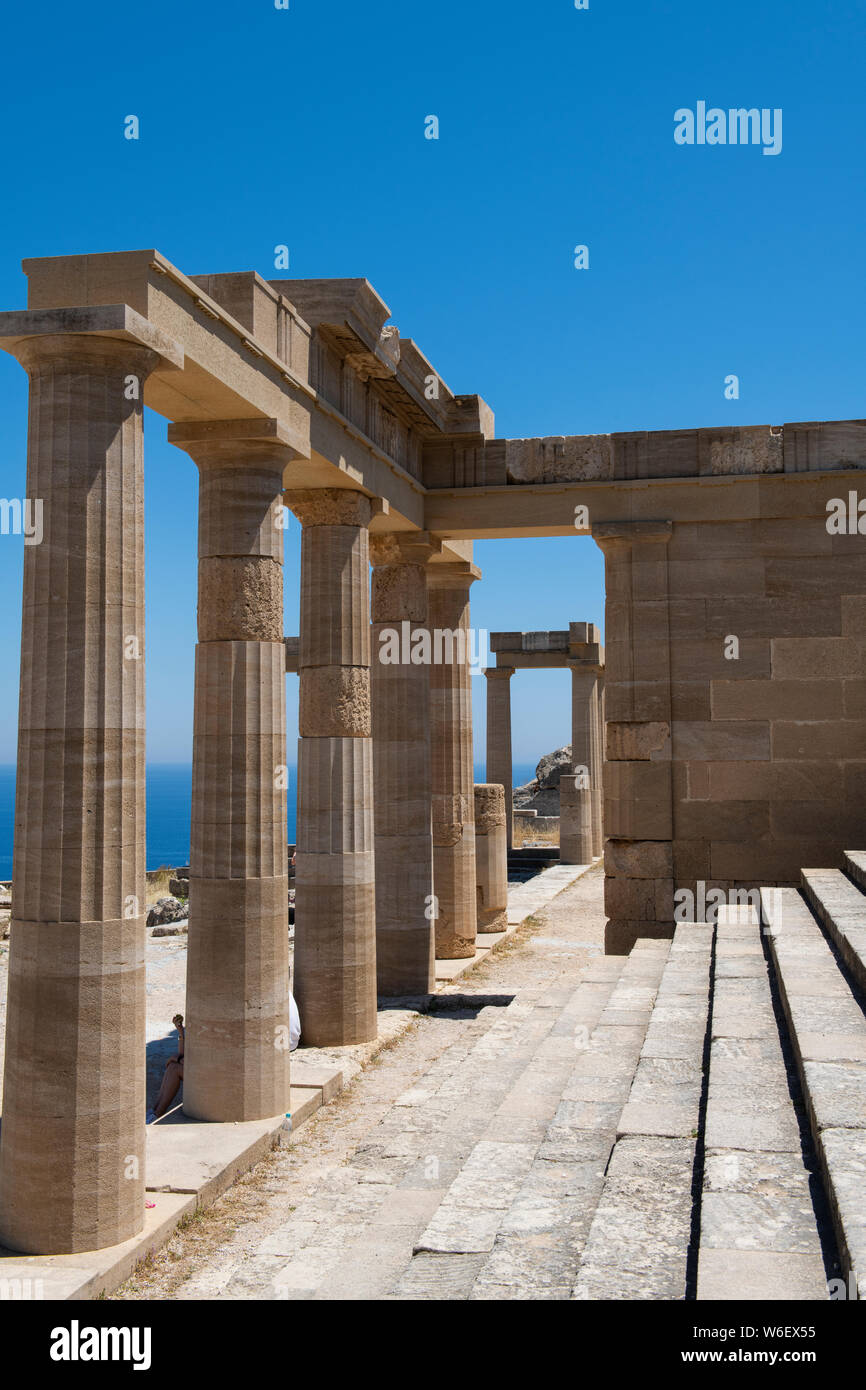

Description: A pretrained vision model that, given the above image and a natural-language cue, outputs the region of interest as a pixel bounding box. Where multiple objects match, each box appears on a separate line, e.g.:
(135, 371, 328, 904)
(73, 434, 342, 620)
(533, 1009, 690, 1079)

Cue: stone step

(843, 851, 866, 894)
(573, 924, 713, 1300)
(402, 941, 671, 1299)
(762, 886, 866, 1300)
(697, 919, 829, 1301)
(802, 866, 866, 996)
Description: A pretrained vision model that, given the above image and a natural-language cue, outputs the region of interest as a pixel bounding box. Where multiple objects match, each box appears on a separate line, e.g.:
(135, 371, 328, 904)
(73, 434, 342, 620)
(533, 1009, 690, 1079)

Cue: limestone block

(604, 876, 674, 923)
(772, 721, 866, 761)
(712, 680, 843, 722)
(604, 840, 673, 880)
(674, 721, 771, 761)
(606, 722, 670, 761)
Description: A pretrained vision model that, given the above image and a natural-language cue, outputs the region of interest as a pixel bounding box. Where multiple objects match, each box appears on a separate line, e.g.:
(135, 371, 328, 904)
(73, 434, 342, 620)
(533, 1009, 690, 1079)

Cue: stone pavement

(112, 864, 610, 1300)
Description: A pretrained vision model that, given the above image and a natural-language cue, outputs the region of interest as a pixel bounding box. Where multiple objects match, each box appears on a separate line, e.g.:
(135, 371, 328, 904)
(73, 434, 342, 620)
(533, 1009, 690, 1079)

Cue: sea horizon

(0, 759, 541, 876)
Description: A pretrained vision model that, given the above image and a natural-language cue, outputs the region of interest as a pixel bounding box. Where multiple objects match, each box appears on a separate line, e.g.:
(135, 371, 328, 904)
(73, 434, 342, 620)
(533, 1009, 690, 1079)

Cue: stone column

(427, 561, 480, 958)
(169, 419, 294, 1123)
(286, 489, 377, 1045)
(474, 784, 508, 932)
(0, 332, 163, 1254)
(593, 522, 674, 953)
(485, 666, 515, 849)
(593, 673, 606, 857)
(370, 533, 437, 996)
(564, 665, 597, 864)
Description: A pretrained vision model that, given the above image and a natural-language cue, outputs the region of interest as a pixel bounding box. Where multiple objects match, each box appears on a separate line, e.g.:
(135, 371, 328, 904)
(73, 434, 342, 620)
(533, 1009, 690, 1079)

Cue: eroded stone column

(485, 666, 514, 849)
(170, 420, 293, 1122)
(0, 334, 161, 1254)
(371, 533, 436, 996)
(474, 784, 508, 932)
(287, 489, 377, 1044)
(427, 562, 480, 958)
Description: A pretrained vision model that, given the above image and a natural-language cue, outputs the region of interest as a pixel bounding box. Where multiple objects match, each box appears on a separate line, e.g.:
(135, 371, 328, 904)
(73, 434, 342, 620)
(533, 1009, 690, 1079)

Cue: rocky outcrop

(513, 745, 572, 815)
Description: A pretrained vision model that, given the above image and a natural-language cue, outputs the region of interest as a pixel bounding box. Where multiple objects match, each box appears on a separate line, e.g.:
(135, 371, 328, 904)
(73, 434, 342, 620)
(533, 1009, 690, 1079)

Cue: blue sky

(0, 0, 864, 766)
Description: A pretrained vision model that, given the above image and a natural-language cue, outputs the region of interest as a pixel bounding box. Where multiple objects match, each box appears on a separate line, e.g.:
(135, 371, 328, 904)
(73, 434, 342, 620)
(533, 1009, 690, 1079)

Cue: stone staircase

(395, 864, 866, 1301)
(183, 856, 865, 1301)
(760, 852, 866, 1301)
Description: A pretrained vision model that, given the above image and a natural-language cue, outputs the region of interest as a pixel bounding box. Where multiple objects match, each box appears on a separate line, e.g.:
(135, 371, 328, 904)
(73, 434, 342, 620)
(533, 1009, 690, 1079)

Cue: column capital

(484, 665, 515, 680)
(0, 304, 183, 373)
(369, 531, 443, 568)
(426, 559, 482, 589)
(285, 487, 373, 528)
(168, 417, 303, 469)
(569, 658, 604, 677)
(591, 520, 672, 552)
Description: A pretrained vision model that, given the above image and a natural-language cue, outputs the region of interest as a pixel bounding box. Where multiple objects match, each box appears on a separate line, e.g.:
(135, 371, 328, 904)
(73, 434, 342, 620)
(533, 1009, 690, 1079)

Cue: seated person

(147, 993, 301, 1123)
(147, 1013, 184, 1123)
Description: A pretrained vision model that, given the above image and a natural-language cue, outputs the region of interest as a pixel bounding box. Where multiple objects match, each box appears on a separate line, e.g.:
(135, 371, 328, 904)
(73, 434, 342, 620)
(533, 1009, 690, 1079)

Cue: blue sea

(0, 760, 539, 876)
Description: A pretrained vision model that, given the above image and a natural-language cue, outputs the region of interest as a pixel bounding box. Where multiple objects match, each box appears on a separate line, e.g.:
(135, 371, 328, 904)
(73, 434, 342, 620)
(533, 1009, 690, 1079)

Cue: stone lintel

(591, 520, 674, 548)
(0, 303, 184, 371)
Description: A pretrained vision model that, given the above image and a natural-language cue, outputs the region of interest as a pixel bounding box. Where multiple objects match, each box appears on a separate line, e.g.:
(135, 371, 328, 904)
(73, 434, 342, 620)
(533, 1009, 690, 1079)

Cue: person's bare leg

(154, 1061, 183, 1118)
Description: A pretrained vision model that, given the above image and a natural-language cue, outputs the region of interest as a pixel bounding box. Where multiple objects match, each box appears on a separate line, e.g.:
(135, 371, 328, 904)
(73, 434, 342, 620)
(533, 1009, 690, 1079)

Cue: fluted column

(286, 489, 376, 1045)
(485, 666, 515, 849)
(474, 784, 508, 932)
(592, 673, 605, 856)
(170, 419, 294, 1122)
(0, 333, 162, 1254)
(427, 561, 480, 959)
(371, 534, 436, 995)
(563, 665, 597, 864)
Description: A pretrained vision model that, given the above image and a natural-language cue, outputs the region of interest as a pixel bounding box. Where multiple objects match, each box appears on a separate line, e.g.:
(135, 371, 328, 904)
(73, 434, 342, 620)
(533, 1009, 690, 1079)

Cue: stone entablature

(426, 421, 866, 490)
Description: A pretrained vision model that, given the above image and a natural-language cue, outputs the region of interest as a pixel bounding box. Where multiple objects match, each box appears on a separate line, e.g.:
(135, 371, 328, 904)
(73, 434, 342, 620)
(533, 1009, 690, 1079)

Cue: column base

(0, 918, 146, 1255)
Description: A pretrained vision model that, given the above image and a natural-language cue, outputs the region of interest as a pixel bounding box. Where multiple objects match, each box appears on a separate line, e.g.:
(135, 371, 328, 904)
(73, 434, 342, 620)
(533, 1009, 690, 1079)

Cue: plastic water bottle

(279, 1112, 293, 1147)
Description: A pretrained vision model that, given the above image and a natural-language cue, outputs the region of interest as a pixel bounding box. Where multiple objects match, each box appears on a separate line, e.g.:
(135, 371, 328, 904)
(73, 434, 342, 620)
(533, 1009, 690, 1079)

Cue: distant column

(474, 784, 508, 932)
(0, 331, 164, 1254)
(564, 665, 597, 864)
(170, 419, 295, 1122)
(287, 489, 377, 1044)
(485, 666, 515, 849)
(592, 673, 605, 856)
(427, 561, 480, 958)
(370, 533, 437, 995)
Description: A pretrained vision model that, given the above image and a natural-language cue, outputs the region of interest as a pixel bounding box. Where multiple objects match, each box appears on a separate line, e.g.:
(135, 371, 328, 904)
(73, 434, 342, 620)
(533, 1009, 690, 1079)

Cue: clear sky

(0, 0, 863, 767)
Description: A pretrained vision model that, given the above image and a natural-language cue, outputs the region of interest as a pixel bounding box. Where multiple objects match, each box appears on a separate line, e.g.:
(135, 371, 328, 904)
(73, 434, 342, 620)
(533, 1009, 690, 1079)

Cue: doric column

(427, 561, 480, 958)
(485, 666, 515, 849)
(563, 665, 597, 864)
(474, 784, 508, 932)
(286, 489, 377, 1045)
(593, 522, 674, 953)
(169, 419, 295, 1122)
(370, 532, 438, 995)
(592, 672, 605, 857)
(0, 324, 174, 1254)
